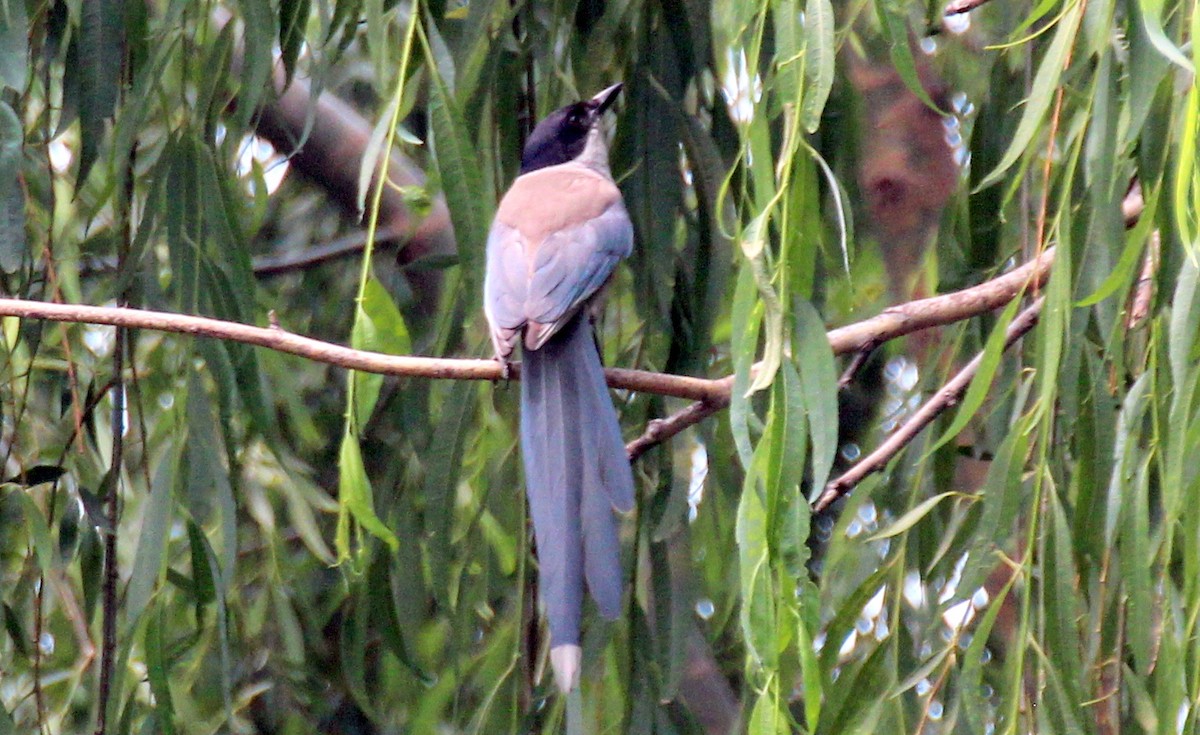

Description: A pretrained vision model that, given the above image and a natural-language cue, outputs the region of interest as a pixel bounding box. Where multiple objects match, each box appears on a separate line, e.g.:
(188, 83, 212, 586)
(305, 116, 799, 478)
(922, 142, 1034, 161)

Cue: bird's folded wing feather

(484, 165, 632, 351)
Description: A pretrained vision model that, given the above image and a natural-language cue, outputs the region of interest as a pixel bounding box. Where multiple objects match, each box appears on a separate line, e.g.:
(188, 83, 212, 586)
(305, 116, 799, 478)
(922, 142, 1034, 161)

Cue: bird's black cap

(519, 83, 623, 174)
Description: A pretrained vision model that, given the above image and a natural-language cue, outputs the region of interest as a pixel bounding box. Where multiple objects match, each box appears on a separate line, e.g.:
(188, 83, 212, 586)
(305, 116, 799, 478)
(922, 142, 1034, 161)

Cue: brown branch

(78, 228, 410, 279)
(825, 247, 1054, 355)
(814, 296, 1046, 513)
(251, 229, 405, 277)
(838, 342, 879, 388)
(1127, 230, 1159, 330)
(0, 298, 728, 403)
(0, 248, 1059, 460)
(626, 398, 730, 462)
(619, 250, 1056, 457)
(212, 6, 455, 313)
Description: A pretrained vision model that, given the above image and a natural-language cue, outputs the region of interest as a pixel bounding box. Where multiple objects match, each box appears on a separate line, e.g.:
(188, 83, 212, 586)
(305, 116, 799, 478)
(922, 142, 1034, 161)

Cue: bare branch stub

(626, 395, 731, 463)
(838, 342, 878, 388)
(813, 296, 1046, 513)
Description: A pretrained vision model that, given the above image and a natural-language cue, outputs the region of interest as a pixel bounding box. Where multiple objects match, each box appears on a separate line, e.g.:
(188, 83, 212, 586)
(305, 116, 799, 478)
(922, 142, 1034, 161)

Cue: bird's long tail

(519, 313, 635, 692)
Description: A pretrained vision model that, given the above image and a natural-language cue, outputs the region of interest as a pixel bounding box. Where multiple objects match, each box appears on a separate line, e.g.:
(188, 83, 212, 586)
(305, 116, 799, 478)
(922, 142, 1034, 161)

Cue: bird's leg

(491, 332, 516, 383)
(497, 354, 512, 382)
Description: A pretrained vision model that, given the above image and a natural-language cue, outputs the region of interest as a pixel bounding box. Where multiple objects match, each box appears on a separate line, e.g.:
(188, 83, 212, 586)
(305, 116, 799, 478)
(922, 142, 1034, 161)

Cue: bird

(483, 83, 635, 693)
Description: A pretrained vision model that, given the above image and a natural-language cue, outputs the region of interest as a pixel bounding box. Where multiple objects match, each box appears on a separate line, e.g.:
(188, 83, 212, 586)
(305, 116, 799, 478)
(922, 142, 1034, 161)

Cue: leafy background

(0, 0, 1197, 732)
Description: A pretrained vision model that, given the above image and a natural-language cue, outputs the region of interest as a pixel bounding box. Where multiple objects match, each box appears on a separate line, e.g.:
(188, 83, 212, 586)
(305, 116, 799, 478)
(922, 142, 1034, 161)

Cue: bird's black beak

(589, 83, 623, 115)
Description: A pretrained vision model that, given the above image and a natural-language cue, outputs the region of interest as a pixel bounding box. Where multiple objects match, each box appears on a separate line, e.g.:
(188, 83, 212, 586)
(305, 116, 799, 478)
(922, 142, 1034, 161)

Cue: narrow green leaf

(0, 699, 13, 735)
(15, 491, 55, 575)
(350, 277, 411, 424)
(801, 0, 834, 132)
(271, 586, 306, 665)
(356, 94, 395, 219)
(185, 368, 238, 588)
(869, 491, 963, 540)
(143, 606, 177, 735)
(235, 0, 274, 131)
(2, 602, 29, 659)
(1168, 245, 1200, 391)
(795, 582, 823, 727)
(818, 558, 896, 673)
(126, 454, 175, 624)
(0, 0, 27, 91)
(929, 295, 1022, 453)
(952, 426, 1028, 609)
(337, 429, 400, 557)
(776, 362, 810, 577)
(1042, 492, 1086, 724)
(976, 1, 1084, 190)
(1138, 0, 1194, 72)
(818, 635, 893, 734)
(730, 262, 761, 467)
(961, 569, 1017, 731)
(77, 0, 124, 185)
(874, 0, 939, 111)
(362, 275, 412, 355)
(365, 0, 387, 85)
(0, 175, 24, 275)
(425, 38, 488, 297)
(278, 0, 311, 86)
(187, 520, 234, 717)
(1123, 455, 1154, 673)
(1076, 189, 1158, 306)
(747, 677, 788, 734)
(748, 257, 784, 394)
(737, 450, 776, 668)
(186, 521, 216, 606)
(794, 299, 838, 494)
(1104, 372, 1151, 549)
(1033, 210, 1072, 421)
(0, 98, 24, 273)
(423, 380, 476, 606)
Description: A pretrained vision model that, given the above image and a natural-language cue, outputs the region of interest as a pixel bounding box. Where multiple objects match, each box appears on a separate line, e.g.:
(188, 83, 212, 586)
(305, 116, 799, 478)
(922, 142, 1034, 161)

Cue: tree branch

(0, 247, 1057, 459)
(824, 247, 1053, 355)
(626, 398, 730, 462)
(813, 296, 1046, 513)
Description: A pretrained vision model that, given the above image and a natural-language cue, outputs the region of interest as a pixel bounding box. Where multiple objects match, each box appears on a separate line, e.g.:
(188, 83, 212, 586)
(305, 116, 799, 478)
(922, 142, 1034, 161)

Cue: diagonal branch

(813, 296, 1046, 513)
(621, 247, 1056, 457)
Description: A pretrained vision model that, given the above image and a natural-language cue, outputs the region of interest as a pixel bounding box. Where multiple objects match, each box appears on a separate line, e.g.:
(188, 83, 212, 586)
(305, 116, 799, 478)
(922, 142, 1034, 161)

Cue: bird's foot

(495, 355, 512, 382)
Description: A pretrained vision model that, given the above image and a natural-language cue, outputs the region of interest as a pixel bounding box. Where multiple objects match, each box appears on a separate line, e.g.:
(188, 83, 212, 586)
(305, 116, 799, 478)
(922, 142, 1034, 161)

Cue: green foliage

(0, 0, 1198, 732)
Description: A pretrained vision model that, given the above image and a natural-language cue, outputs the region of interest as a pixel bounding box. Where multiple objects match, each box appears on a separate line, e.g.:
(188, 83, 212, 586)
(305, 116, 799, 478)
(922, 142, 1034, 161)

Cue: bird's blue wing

(483, 221, 530, 356)
(524, 203, 632, 347)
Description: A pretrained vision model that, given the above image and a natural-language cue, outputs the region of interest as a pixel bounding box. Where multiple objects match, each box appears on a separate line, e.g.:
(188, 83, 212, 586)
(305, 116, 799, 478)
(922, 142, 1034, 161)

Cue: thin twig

(838, 342, 878, 388)
(814, 296, 1046, 513)
(78, 228, 409, 279)
(252, 229, 406, 277)
(1127, 230, 1159, 330)
(94, 340, 124, 735)
(626, 398, 730, 462)
(96, 88, 137, 732)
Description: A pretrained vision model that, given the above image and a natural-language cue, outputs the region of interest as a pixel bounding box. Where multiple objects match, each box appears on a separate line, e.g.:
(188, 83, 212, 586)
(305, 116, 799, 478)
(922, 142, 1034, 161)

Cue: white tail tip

(550, 644, 582, 693)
